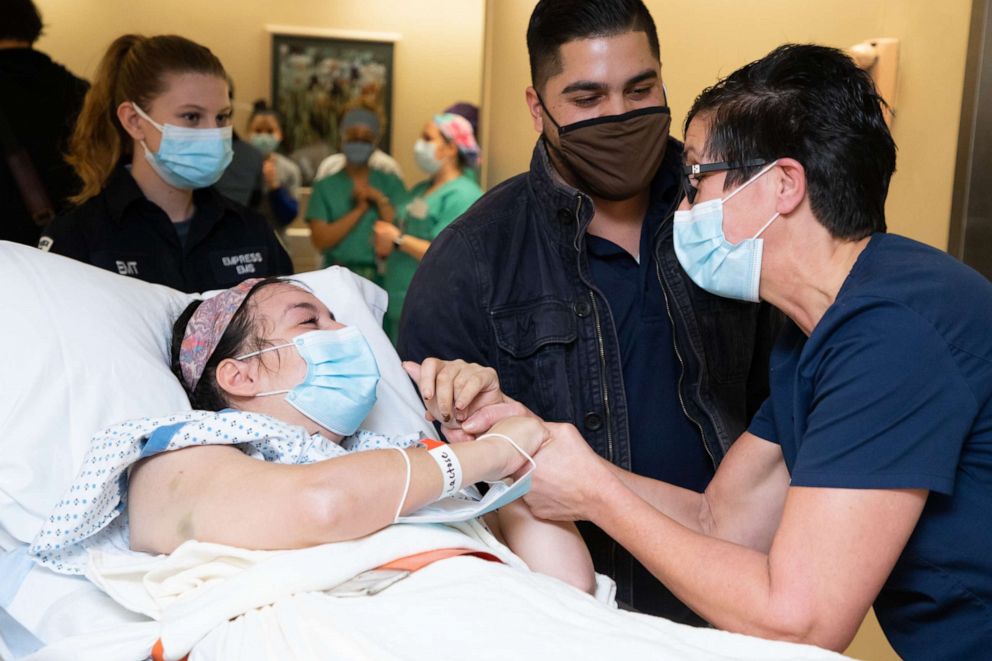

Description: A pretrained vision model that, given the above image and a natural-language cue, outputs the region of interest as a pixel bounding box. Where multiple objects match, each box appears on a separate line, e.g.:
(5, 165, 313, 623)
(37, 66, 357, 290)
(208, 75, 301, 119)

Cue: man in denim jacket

(398, 0, 781, 622)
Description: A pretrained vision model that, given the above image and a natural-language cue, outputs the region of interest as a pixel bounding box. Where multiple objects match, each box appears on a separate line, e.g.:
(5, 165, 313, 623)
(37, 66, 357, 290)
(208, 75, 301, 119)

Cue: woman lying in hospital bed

(0, 243, 844, 660)
(30, 276, 595, 593)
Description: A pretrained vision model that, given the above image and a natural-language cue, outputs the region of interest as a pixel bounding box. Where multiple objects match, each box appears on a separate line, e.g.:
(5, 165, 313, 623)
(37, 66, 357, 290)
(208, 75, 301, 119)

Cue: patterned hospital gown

(30, 410, 425, 575)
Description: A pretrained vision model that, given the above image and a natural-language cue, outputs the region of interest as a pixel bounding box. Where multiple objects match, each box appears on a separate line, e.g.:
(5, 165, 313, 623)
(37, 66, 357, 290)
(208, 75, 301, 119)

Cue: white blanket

(24, 523, 845, 661)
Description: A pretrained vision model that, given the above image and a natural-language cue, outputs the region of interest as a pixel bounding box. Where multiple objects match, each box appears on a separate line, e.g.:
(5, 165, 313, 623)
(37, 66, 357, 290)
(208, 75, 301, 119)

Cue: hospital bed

(0, 241, 844, 660)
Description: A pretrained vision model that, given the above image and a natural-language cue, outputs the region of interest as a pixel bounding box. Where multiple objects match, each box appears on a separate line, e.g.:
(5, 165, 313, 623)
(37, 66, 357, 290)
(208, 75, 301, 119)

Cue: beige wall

(33, 0, 486, 187)
(483, 0, 973, 251)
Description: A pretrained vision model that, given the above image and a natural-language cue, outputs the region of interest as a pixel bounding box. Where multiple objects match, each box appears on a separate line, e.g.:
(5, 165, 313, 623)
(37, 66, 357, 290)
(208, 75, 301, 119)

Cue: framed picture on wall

(267, 26, 397, 183)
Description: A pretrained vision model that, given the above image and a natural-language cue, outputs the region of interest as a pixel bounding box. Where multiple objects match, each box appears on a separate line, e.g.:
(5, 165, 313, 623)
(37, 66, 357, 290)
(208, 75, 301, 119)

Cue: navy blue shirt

(749, 233, 992, 660)
(586, 195, 712, 492)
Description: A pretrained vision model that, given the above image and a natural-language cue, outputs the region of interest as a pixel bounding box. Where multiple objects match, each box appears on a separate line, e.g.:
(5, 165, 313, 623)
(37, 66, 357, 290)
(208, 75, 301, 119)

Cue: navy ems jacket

(41, 166, 293, 292)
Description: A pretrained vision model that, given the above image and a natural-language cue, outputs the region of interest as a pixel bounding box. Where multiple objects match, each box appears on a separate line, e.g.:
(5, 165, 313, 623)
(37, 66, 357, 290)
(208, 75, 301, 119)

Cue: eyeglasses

(681, 159, 768, 204)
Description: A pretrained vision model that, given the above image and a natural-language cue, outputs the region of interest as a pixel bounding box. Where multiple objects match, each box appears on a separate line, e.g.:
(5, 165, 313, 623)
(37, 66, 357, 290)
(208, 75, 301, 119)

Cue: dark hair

(526, 0, 660, 92)
(67, 34, 227, 203)
(685, 43, 897, 240)
(169, 278, 286, 410)
(249, 99, 284, 127)
(2, 0, 43, 44)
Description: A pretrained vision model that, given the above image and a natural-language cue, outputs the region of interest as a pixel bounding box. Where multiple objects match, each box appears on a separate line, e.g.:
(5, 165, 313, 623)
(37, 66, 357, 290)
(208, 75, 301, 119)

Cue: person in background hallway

(214, 79, 264, 208)
(398, 0, 781, 622)
(313, 134, 404, 183)
(373, 113, 482, 343)
(40, 34, 292, 293)
(0, 0, 87, 246)
(246, 100, 302, 232)
(443, 101, 481, 183)
(305, 105, 406, 286)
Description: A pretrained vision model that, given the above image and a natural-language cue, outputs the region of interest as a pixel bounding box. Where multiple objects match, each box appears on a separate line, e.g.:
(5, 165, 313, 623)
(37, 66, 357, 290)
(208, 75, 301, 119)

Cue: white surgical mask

(413, 138, 442, 175)
(673, 162, 780, 302)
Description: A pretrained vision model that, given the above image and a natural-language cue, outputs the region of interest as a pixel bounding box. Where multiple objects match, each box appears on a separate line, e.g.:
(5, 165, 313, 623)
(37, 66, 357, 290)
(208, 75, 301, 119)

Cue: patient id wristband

(428, 444, 463, 499)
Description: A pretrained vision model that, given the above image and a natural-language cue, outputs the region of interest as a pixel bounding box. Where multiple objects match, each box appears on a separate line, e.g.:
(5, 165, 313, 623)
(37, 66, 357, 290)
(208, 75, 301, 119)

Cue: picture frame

(267, 26, 397, 179)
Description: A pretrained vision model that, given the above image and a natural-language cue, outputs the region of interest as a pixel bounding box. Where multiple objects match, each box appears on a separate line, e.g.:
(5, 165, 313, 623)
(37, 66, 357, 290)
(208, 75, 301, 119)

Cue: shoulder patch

(38, 236, 54, 252)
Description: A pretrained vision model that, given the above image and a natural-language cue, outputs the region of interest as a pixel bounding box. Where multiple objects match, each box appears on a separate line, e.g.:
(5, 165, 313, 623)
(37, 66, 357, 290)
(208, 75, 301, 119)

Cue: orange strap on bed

(151, 639, 184, 661)
(378, 547, 502, 571)
(150, 547, 501, 660)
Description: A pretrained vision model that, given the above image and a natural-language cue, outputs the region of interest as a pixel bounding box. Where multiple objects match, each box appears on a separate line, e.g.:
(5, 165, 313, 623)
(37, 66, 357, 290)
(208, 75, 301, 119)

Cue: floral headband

(178, 278, 263, 391)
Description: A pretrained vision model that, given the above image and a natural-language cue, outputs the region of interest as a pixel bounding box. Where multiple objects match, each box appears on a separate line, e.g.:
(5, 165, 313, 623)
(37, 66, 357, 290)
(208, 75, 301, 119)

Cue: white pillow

(0, 242, 431, 550)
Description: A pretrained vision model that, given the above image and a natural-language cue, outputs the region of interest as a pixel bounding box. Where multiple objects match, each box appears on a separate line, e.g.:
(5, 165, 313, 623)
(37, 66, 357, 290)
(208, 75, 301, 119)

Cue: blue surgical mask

(413, 138, 442, 175)
(249, 133, 280, 156)
(238, 327, 381, 436)
(132, 103, 233, 190)
(673, 162, 779, 302)
(342, 141, 374, 166)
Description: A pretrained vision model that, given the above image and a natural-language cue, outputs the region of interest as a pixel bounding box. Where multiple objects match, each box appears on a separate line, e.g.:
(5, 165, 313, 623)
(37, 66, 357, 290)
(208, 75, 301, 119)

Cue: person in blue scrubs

(519, 44, 992, 659)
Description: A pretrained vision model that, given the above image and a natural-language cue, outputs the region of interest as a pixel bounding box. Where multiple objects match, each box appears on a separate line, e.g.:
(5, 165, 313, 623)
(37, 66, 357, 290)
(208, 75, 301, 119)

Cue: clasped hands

(403, 358, 615, 522)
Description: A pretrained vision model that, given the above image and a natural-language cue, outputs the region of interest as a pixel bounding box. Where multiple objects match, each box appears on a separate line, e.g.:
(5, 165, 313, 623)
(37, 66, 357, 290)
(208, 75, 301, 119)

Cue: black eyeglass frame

(681, 159, 768, 203)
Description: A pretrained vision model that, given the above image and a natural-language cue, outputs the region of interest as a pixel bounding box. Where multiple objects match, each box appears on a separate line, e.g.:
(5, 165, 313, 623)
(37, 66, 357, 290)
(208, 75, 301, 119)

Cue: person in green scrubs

(373, 113, 482, 342)
(306, 107, 407, 285)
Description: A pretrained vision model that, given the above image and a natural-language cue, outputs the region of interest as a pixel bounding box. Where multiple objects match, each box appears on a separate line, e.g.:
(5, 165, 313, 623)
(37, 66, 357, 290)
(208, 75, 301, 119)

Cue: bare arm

(495, 501, 595, 593)
(128, 416, 544, 556)
(611, 432, 791, 551)
(308, 201, 369, 252)
(526, 425, 926, 650)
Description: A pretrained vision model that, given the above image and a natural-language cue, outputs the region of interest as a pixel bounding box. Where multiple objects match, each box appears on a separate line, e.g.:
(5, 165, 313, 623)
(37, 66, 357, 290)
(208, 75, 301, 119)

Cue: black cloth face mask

(539, 96, 671, 201)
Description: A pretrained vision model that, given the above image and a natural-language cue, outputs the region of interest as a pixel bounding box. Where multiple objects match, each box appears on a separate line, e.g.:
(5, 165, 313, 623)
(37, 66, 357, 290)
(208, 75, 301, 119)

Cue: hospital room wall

(32, 0, 487, 188)
(482, 0, 974, 253)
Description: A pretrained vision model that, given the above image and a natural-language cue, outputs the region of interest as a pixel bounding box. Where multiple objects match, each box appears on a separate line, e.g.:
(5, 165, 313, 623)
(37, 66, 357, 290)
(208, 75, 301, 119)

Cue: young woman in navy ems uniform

(40, 34, 292, 292)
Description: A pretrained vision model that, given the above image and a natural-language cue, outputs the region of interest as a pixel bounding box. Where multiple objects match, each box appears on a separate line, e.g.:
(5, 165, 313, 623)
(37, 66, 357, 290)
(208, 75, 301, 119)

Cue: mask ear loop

(234, 341, 296, 397)
(721, 161, 778, 204)
(752, 212, 781, 240)
(720, 161, 781, 240)
(534, 92, 564, 135)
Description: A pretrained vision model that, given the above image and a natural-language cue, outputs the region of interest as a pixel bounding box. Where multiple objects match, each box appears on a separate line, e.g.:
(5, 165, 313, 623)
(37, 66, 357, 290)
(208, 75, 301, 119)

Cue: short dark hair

(526, 0, 660, 92)
(170, 278, 286, 410)
(2, 0, 43, 43)
(685, 43, 897, 240)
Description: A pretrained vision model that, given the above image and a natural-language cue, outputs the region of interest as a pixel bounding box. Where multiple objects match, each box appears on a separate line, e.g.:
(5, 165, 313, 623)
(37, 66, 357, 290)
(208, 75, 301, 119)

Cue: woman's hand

(403, 359, 505, 438)
(373, 220, 400, 258)
(523, 422, 614, 522)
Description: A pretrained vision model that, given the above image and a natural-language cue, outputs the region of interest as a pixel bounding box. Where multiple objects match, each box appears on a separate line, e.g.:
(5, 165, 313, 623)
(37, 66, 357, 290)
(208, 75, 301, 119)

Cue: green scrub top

(384, 173, 482, 341)
(306, 169, 408, 283)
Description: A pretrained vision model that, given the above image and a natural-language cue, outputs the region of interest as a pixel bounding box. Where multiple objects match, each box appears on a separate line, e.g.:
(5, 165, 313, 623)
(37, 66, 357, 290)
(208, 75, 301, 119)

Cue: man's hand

(523, 422, 615, 522)
(373, 220, 400, 258)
